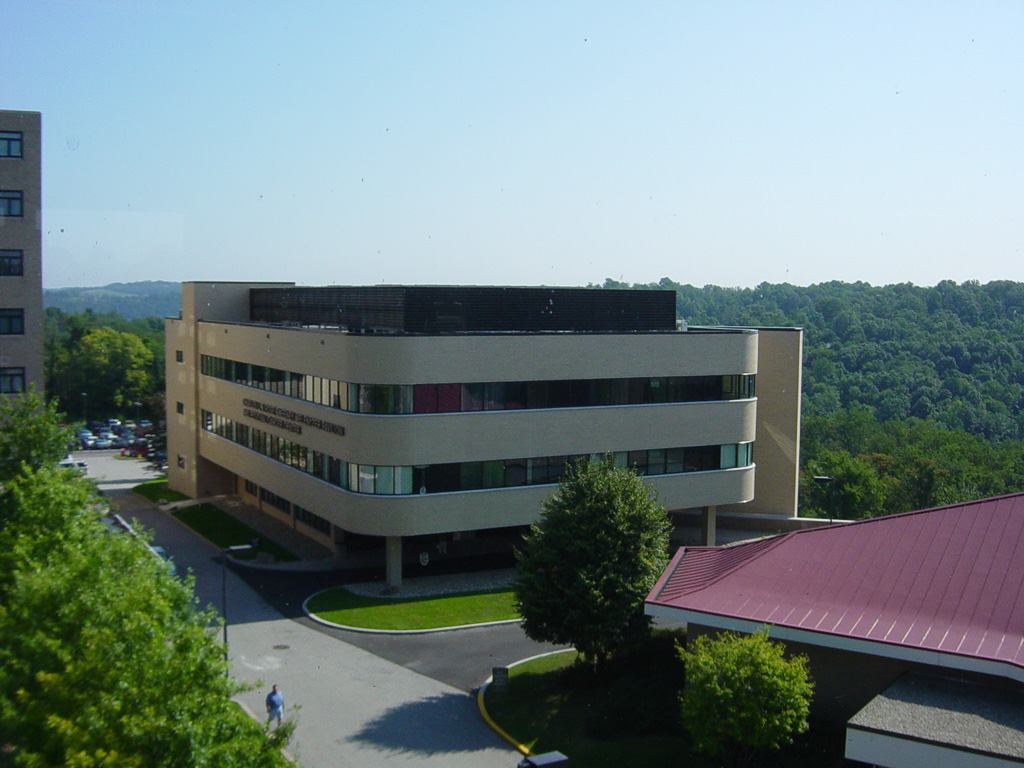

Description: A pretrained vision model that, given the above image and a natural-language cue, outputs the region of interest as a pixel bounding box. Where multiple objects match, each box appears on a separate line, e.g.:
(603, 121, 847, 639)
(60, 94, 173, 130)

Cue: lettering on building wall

(242, 398, 346, 436)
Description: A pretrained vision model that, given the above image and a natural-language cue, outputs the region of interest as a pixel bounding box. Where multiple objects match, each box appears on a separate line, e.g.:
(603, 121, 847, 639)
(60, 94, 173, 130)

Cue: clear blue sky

(7, 1, 1023, 290)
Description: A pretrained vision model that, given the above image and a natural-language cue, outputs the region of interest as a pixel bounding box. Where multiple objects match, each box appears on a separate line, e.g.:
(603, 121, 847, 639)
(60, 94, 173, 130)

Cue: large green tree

(0, 390, 72, 486)
(680, 629, 813, 767)
(514, 456, 671, 664)
(0, 396, 291, 766)
(44, 308, 164, 421)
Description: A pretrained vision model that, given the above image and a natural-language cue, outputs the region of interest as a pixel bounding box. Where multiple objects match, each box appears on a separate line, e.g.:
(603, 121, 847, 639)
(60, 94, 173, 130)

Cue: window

(0, 250, 23, 276)
(177, 455, 185, 469)
(295, 505, 331, 535)
(175, 350, 183, 363)
(0, 367, 25, 394)
(0, 309, 24, 335)
(0, 191, 23, 217)
(0, 132, 22, 158)
(176, 401, 184, 414)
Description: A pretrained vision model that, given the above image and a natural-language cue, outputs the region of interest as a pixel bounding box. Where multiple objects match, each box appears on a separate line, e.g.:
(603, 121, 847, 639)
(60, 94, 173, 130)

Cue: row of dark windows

(0, 309, 24, 335)
(243, 478, 332, 535)
(0, 250, 23, 276)
(202, 410, 753, 496)
(0, 132, 22, 158)
(0, 191, 23, 217)
(200, 354, 755, 414)
(0, 367, 25, 394)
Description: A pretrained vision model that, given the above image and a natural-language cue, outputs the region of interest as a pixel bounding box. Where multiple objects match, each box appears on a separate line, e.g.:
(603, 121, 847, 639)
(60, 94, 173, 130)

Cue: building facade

(0, 110, 43, 396)
(167, 282, 802, 586)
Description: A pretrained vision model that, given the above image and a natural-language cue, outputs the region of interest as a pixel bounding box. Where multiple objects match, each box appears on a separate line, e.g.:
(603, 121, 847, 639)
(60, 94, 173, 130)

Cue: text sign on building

(242, 398, 346, 437)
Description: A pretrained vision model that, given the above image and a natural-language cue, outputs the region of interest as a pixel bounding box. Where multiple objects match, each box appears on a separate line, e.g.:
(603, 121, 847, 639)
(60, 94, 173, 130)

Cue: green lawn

(132, 477, 189, 503)
(484, 647, 688, 768)
(172, 503, 299, 562)
(305, 586, 518, 630)
(483, 634, 848, 768)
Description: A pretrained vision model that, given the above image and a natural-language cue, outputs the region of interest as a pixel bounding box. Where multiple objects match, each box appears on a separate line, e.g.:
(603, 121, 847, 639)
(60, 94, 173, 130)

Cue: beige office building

(167, 283, 802, 586)
(0, 110, 43, 396)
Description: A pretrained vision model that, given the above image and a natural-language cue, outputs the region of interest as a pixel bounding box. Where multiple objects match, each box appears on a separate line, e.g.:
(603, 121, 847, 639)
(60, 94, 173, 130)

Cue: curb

(476, 649, 578, 757)
(477, 682, 530, 756)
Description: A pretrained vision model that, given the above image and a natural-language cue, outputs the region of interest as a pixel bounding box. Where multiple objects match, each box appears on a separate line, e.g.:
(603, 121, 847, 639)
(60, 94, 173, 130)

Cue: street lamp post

(813, 475, 836, 524)
(221, 543, 256, 671)
(81, 392, 87, 425)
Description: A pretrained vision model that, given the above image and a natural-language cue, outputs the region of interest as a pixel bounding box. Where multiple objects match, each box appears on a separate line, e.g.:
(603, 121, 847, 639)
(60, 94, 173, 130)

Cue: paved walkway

(87, 452, 525, 767)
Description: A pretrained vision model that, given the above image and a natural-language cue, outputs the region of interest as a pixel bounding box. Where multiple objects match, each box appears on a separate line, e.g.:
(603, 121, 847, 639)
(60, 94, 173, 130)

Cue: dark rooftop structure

(249, 285, 677, 334)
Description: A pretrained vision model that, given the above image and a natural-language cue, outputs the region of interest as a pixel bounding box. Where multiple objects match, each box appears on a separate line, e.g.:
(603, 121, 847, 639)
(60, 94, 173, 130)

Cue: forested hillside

(44, 280, 181, 320)
(602, 278, 1024, 443)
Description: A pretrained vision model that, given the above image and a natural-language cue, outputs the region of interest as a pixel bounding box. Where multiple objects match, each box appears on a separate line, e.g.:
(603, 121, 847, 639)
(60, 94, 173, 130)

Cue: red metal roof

(646, 493, 1024, 671)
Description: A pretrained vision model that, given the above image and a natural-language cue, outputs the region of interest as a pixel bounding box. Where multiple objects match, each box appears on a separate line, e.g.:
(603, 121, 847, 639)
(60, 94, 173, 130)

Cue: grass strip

(306, 586, 518, 630)
(132, 477, 189, 503)
(173, 503, 299, 562)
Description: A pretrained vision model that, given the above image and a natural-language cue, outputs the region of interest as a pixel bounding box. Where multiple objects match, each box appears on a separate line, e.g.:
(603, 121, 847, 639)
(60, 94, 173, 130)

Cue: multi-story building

(0, 110, 43, 396)
(167, 282, 802, 587)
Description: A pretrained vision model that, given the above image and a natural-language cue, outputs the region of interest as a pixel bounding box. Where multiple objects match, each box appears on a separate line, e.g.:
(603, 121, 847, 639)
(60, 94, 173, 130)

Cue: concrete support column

(385, 536, 403, 592)
(702, 505, 717, 546)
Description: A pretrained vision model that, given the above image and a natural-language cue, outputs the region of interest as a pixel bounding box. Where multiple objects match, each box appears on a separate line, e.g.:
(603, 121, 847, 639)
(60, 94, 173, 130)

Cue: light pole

(81, 392, 87, 425)
(813, 475, 836, 524)
(221, 543, 256, 671)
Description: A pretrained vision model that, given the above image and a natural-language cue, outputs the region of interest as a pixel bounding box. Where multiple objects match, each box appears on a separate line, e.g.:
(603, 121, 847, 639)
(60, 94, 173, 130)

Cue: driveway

(86, 453, 534, 767)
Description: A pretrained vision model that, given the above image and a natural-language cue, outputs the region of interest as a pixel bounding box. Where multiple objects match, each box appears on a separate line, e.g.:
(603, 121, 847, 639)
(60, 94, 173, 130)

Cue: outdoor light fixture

(221, 543, 257, 671)
(813, 475, 836, 524)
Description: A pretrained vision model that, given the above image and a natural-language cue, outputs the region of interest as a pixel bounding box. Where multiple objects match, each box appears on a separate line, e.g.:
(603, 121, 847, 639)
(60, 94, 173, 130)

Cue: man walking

(265, 684, 284, 727)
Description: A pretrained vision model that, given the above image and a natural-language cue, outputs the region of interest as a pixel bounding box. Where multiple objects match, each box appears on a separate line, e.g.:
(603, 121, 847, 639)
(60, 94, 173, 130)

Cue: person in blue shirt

(265, 684, 284, 727)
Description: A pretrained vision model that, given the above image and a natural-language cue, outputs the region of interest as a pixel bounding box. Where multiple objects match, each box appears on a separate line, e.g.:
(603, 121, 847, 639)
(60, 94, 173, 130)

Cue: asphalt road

(84, 449, 563, 694)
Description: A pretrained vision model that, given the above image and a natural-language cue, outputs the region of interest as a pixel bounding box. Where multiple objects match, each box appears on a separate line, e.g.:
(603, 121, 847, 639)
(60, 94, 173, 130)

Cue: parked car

(92, 437, 113, 449)
(123, 438, 149, 457)
(148, 545, 177, 577)
(99, 517, 125, 535)
(58, 457, 88, 474)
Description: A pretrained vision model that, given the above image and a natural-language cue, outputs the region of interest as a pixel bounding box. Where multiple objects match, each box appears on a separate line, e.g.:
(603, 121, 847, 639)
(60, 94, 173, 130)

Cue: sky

(6, 1, 1024, 290)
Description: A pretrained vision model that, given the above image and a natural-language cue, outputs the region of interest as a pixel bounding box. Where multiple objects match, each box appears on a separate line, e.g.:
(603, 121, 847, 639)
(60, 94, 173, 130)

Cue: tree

(0, 390, 73, 486)
(514, 456, 671, 664)
(0, 401, 292, 766)
(680, 629, 813, 767)
(46, 323, 156, 420)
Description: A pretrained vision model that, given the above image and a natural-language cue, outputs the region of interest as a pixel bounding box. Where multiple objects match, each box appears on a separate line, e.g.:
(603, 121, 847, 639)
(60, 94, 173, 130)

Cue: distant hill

(44, 281, 181, 319)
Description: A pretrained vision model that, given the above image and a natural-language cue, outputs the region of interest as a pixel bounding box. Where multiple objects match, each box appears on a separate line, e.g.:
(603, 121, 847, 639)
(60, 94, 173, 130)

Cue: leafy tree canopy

(680, 629, 813, 767)
(0, 395, 291, 766)
(0, 390, 73, 487)
(44, 307, 165, 423)
(800, 409, 1024, 518)
(514, 456, 671, 664)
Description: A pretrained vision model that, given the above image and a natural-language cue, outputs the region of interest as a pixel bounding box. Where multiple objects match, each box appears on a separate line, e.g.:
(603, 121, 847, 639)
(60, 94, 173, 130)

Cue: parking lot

(74, 448, 160, 496)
